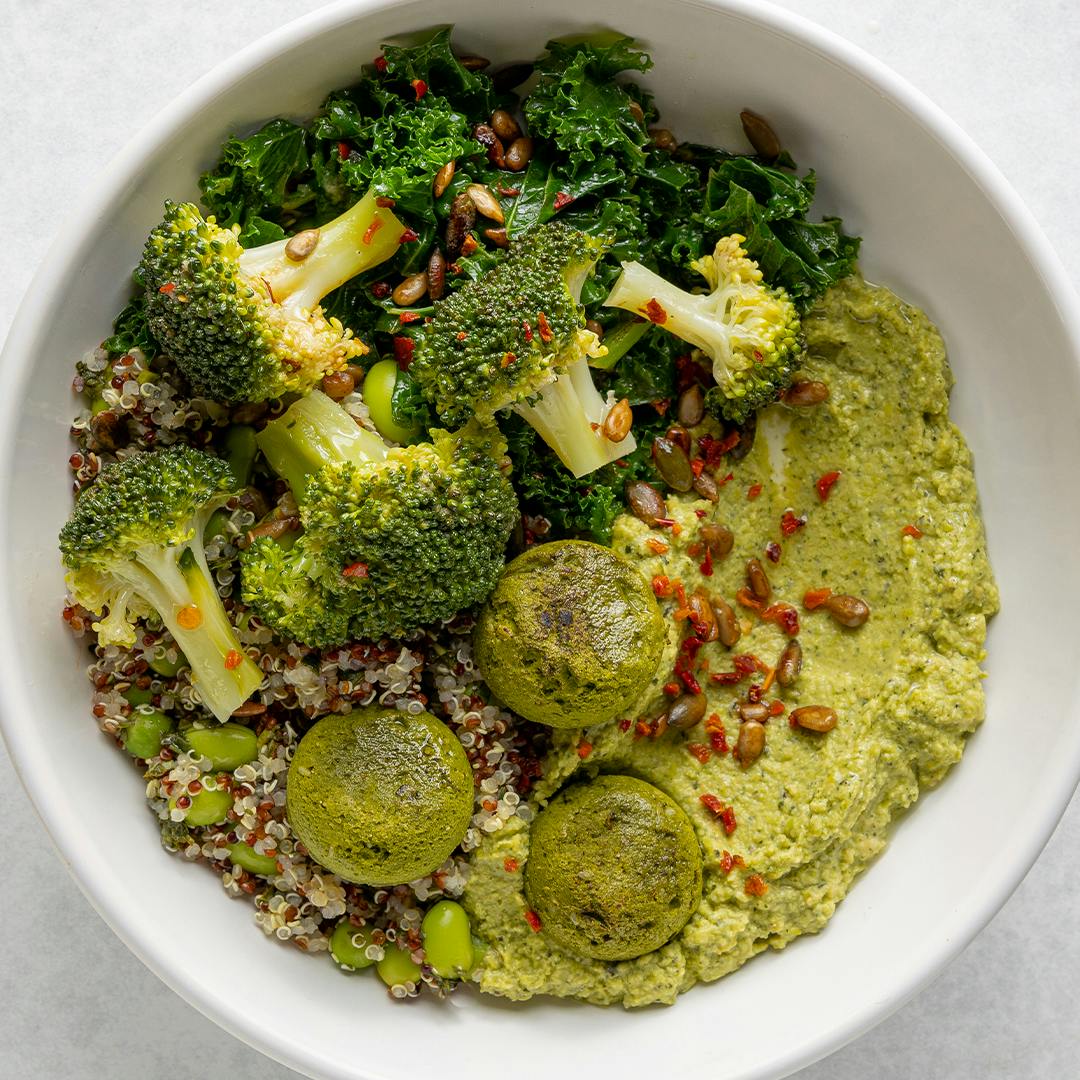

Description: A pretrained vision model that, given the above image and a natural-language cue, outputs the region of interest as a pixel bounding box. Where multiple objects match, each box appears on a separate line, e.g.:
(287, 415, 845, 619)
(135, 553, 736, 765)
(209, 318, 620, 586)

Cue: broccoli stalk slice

(515, 354, 637, 477)
(238, 190, 404, 315)
(256, 389, 388, 496)
(109, 525, 262, 723)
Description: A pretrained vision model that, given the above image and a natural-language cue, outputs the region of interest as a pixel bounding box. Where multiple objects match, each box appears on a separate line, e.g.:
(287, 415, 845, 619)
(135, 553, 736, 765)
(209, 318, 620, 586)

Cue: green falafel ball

(286, 708, 473, 886)
(473, 540, 665, 729)
(524, 775, 703, 961)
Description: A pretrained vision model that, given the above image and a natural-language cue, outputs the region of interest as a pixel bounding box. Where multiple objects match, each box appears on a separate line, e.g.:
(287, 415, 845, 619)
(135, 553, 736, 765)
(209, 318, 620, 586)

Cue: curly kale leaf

(504, 408, 667, 545)
(199, 118, 313, 243)
(524, 36, 653, 175)
(102, 269, 159, 358)
(379, 27, 498, 115)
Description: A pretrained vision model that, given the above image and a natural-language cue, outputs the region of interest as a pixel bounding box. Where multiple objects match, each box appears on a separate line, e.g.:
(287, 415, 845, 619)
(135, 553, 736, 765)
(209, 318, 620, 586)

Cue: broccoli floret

(140, 191, 405, 404)
(58, 447, 263, 722)
(241, 391, 517, 645)
(409, 223, 637, 479)
(604, 234, 801, 425)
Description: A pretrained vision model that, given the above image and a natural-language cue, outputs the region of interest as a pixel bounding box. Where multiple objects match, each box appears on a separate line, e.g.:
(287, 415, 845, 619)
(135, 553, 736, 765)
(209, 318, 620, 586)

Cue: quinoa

(63, 346, 545, 1000)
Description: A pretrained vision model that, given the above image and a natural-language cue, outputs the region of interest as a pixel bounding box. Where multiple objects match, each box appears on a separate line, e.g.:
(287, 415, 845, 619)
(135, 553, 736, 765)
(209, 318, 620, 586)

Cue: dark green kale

(101, 270, 159, 358)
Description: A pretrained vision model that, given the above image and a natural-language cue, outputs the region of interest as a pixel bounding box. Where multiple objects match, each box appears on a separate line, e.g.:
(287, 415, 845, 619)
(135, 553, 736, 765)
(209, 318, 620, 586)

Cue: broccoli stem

(256, 389, 388, 496)
(588, 318, 652, 372)
(514, 357, 637, 479)
(132, 543, 262, 723)
(238, 190, 404, 314)
(605, 261, 731, 362)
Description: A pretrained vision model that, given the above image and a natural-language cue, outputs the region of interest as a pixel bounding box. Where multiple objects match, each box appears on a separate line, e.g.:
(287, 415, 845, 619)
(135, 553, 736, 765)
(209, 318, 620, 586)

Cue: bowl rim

(3, 1, 1080, 1077)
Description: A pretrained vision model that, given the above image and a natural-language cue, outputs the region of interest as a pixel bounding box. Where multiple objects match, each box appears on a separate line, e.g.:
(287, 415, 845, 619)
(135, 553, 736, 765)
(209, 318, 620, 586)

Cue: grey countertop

(1, 1, 1077, 1076)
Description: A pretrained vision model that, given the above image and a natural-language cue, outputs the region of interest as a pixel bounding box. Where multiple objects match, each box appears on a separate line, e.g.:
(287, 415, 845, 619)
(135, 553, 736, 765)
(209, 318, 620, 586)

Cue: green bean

(148, 647, 186, 678)
(122, 686, 154, 707)
(181, 722, 258, 770)
(227, 842, 279, 877)
(121, 708, 173, 759)
(172, 786, 233, 826)
(329, 920, 376, 971)
(362, 359, 422, 445)
(421, 900, 475, 979)
(376, 944, 422, 988)
(223, 424, 258, 487)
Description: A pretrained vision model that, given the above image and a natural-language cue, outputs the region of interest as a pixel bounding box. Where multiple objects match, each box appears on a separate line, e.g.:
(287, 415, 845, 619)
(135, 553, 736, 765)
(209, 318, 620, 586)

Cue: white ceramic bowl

(3, 1, 1079, 1077)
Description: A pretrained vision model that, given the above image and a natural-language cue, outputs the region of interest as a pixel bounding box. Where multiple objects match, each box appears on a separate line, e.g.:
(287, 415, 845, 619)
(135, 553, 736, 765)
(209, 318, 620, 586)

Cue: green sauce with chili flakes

(462, 275, 998, 1007)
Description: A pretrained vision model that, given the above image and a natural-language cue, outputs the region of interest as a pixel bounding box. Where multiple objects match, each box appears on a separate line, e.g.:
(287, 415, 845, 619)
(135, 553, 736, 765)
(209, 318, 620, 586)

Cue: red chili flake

(461, 234, 479, 256)
(619, 718, 632, 732)
(687, 743, 712, 764)
(663, 681, 681, 698)
(700, 547, 714, 577)
(577, 740, 593, 759)
(651, 574, 673, 598)
(642, 298, 668, 324)
(553, 191, 573, 211)
(646, 538, 669, 555)
(701, 795, 738, 834)
(744, 874, 768, 897)
(653, 516, 677, 529)
(694, 508, 707, 519)
(224, 650, 243, 671)
(503, 857, 519, 873)
(747, 483, 763, 500)
(497, 185, 521, 197)
(676, 665, 702, 695)
(700, 793, 725, 816)
(524, 910, 542, 933)
(903, 524, 924, 539)
(697, 431, 740, 466)
(720, 805, 737, 834)
(521, 320, 534, 342)
(780, 510, 806, 537)
(337, 141, 351, 160)
(536, 311, 554, 342)
(373, 54, 388, 72)
(675, 352, 712, 391)
(719, 471, 734, 486)
(410, 78, 428, 100)
(736, 655, 764, 677)
(398, 227, 420, 243)
(374, 196, 396, 209)
(747, 683, 764, 704)
(690, 458, 706, 478)
(500, 351, 517, 369)
(711, 671, 741, 686)
(767, 700, 786, 717)
(362, 219, 384, 245)
(764, 540, 782, 564)
(370, 281, 392, 299)
(342, 562, 369, 579)
(398, 311, 420, 324)
(719, 851, 735, 874)
(652, 398, 671, 416)
(803, 587, 832, 610)
(455, 331, 468, 341)
(158, 282, 176, 295)
(817, 470, 841, 502)
(710, 728, 730, 754)
(762, 603, 799, 635)
(392, 336, 415, 368)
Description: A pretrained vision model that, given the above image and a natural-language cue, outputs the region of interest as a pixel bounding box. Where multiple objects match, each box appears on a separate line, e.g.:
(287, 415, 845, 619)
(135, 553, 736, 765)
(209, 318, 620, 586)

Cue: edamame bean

(227, 842, 279, 877)
(421, 900, 475, 979)
(181, 722, 258, 771)
(171, 786, 233, 826)
(329, 920, 376, 970)
(121, 708, 173, 759)
(376, 944, 422, 988)
(362, 359, 422, 445)
(122, 686, 154, 707)
(223, 425, 258, 487)
(204, 508, 232, 544)
(148, 647, 186, 678)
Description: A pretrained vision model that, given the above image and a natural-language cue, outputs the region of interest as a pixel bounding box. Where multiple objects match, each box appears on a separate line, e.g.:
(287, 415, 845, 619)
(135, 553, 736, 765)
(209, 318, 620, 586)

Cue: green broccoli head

(140, 191, 405, 404)
(59, 446, 263, 721)
(239, 534, 353, 648)
(411, 223, 638, 478)
(245, 391, 518, 644)
(604, 233, 802, 425)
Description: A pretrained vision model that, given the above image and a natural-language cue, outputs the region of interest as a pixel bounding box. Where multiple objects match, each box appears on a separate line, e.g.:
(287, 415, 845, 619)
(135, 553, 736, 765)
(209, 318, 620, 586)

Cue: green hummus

(463, 275, 999, 1006)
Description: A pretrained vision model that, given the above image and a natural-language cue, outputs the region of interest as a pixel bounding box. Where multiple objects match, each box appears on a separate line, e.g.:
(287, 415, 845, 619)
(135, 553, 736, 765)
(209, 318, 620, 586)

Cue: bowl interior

(3, 1, 1080, 1079)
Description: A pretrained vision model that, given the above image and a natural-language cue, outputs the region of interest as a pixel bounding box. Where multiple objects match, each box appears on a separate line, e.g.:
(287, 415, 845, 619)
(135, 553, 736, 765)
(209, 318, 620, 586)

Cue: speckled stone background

(1, 1, 1077, 1076)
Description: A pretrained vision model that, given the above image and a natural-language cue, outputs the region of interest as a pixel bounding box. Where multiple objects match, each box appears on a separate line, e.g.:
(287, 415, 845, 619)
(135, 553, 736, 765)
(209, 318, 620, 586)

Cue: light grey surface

(0, 0, 1077, 1076)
